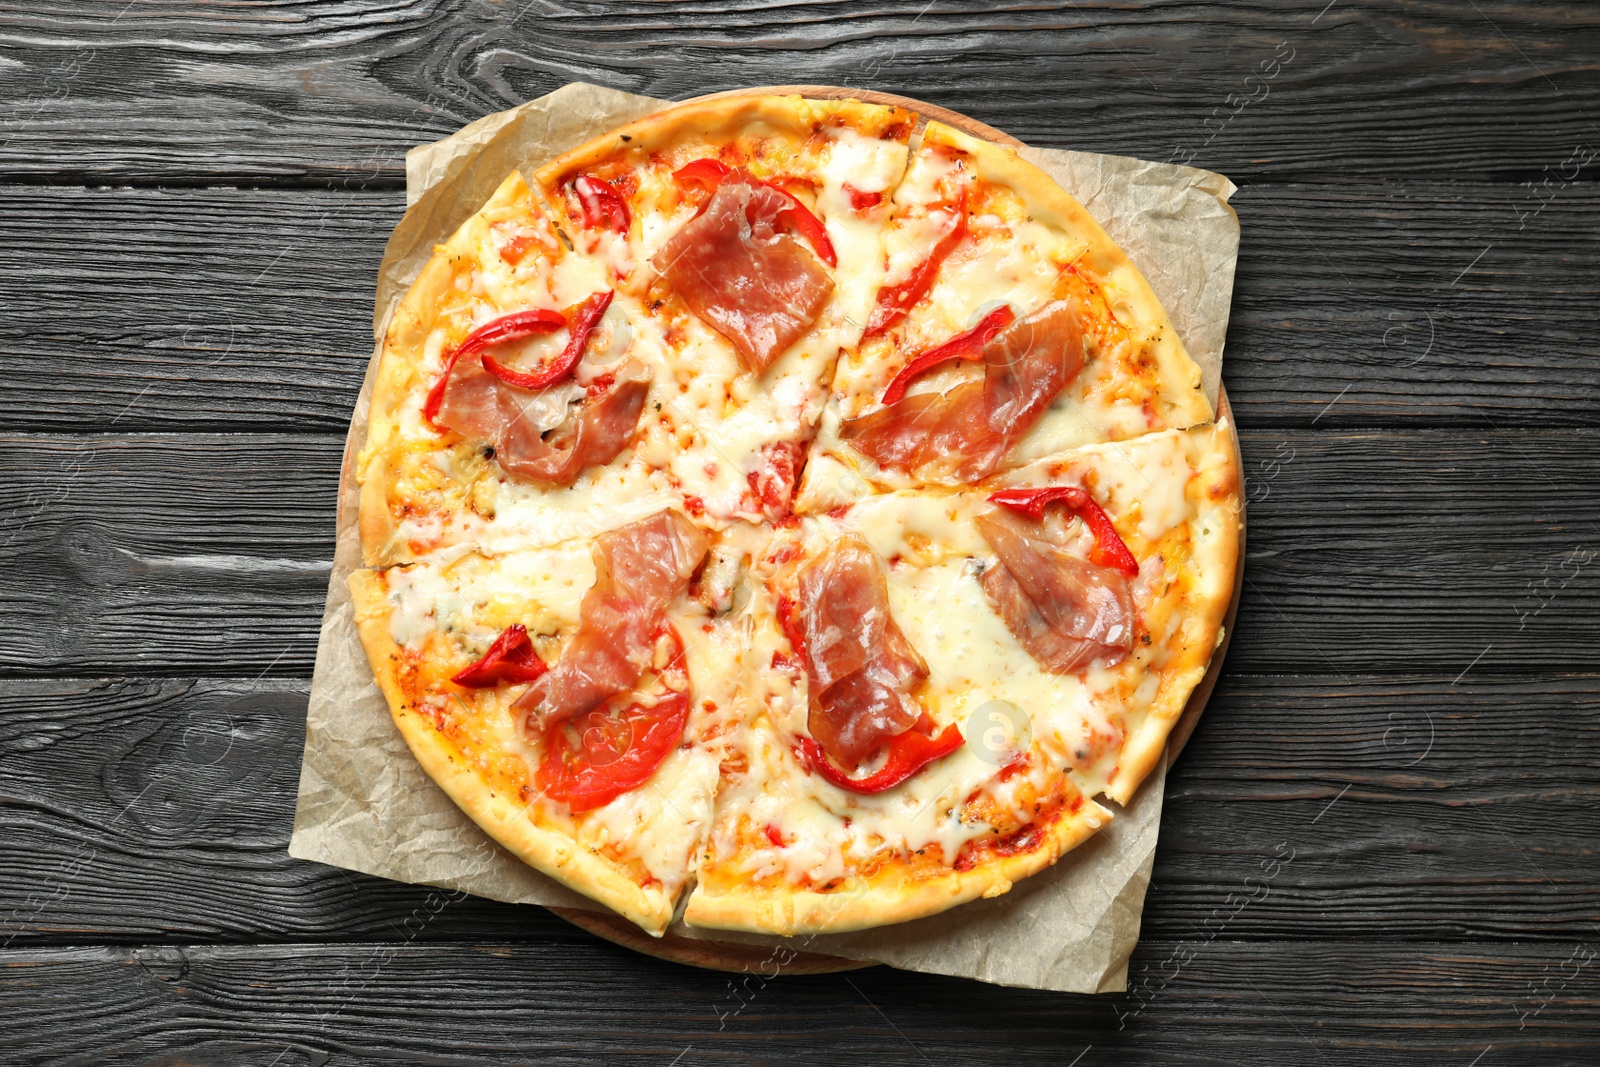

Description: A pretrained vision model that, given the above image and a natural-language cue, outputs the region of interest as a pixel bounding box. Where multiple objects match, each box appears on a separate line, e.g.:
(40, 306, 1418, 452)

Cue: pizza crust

(920, 120, 1214, 433)
(682, 793, 1112, 936)
(348, 570, 679, 934)
(1101, 420, 1242, 804)
(357, 169, 535, 567)
(532, 93, 913, 195)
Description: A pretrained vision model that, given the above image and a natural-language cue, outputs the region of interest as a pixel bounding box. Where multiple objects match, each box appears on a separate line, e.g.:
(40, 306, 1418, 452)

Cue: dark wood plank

(2, 181, 1597, 434)
(1, 429, 1595, 676)
(0, 939, 1594, 1065)
(0, 1, 1596, 185)
(0, 186, 395, 434)
(0, 674, 1593, 947)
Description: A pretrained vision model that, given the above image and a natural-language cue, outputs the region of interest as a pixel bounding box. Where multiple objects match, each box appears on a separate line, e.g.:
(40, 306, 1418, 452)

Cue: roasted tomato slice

(535, 626, 690, 813)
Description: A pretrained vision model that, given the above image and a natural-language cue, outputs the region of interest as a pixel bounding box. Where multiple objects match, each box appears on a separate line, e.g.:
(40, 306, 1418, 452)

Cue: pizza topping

(482, 291, 614, 391)
(987, 485, 1140, 576)
(654, 172, 836, 373)
(499, 234, 542, 266)
(744, 440, 805, 520)
(842, 183, 884, 211)
(799, 715, 964, 795)
(879, 303, 1015, 405)
(573, 175, 631, 233)
(452, 624, 550, 688)
(423, 308, 566, 427)
(793, 536, 947, 773)
(863, 190, 968, 338)
(975, 510, 1135, 673)
(429, 293, 648, 487)
(496, 358, 651, 486)
(839, 299, 1086, 481)
(534, 624, 690, 813)
(517, 509, 710, 729)
(672, 159, 837, 266)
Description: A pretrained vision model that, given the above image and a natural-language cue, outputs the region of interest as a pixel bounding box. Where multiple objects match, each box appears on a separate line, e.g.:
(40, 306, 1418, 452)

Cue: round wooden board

(554, 85, 1242, 974)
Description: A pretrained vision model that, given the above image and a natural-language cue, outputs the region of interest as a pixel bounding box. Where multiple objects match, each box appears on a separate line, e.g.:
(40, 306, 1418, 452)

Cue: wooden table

(2, 2, 1596, 1062)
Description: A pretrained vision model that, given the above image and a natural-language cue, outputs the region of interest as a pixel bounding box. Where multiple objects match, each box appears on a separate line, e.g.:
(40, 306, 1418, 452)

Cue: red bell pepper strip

(481, 290, 615, 391)
(452, 624, 550, 688)
(775, 593, 809, 672)
(671, 158, 837, 268)
(842, 183, 884, 211)
(987, 486, 1141, 576)
(573, 175, 631, 233)
(422, 308, 567, 427)
(535, 626, 690, 813)
(878, 304, 1015, 405)
(863, 192, 968, 338)
(799, 721, 964, 795)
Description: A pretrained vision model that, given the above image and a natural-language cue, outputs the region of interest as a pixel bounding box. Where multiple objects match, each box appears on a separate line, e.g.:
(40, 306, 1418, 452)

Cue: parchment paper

(289, 82, 1239, 993)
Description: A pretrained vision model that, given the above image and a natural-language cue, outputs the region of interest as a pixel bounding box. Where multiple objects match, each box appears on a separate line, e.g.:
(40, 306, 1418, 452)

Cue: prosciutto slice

(840, 299, 1086, 481)
(433, 349, 649, 488)
(975, 511, 1135, 673)
(795, 537, 927, 768)
(517, 510, 710, 729)
(498, 361, 650, 486)
(653, 180, 835, 372)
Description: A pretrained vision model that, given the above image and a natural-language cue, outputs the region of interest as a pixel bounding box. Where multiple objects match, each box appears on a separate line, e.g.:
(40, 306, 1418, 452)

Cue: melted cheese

(363, 105, 1232, 925)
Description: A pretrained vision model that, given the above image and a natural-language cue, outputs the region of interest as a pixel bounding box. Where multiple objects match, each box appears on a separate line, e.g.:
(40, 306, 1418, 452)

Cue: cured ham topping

(516, 509, 710, 729)
(452, 624, 549, 688)
(987, 485, 1140, 576)
(879, 303, 1015, 405)
(975, 510, 1135, 674)
(792, 536, 947, 773)
(672, 159, 837, 266)
(424, 308, 565, 427)
(429, 292, 649, 487)
(840, 299, 1087, 481)
(653, 171, 835, 373)
(534, 624, 691, 814)
(496, 359, 651, 487)
(863, 191, 968, 338)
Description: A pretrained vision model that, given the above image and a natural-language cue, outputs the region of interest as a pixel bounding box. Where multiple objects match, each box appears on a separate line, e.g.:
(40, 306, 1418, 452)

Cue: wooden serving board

(549, 86, 1245, 975)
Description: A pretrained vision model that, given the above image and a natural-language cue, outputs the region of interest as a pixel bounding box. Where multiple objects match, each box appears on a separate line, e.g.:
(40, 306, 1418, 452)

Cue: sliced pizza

(348, 509, 746, 933)
(358, 170, 685, 566)
(798, 120, 1214, 508)
(684, 424, 1238, 933)
(532, 95, 914, 521)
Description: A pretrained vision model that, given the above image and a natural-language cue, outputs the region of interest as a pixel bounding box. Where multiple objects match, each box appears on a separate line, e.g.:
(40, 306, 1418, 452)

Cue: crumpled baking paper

(289, 82, 1239, 993)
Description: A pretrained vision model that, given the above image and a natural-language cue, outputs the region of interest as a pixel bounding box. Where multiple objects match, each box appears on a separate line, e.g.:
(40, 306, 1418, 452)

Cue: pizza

(349, 94, 1242, 937)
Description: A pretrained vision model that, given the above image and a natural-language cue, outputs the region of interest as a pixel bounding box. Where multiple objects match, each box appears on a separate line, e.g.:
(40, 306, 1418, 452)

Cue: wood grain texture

(1, 429, 1594, 676)
(2, 180, 1597, 434)
(1, 1, 1597, 1055)
(0, 674, 1593, 948)
(0, 940, 1594, 1066)
(0, 1, 1596, 185)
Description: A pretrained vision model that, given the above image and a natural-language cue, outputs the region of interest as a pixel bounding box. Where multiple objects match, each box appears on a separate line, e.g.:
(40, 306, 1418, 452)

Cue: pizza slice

(532, 95, 914, 521)
(683, 424, 1239, 934)
(358, 169, 688, 566)
(798, 120, 1215, 508)
(348, 509, 749, 933)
